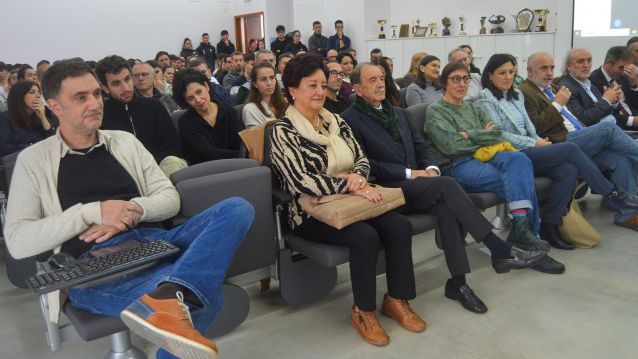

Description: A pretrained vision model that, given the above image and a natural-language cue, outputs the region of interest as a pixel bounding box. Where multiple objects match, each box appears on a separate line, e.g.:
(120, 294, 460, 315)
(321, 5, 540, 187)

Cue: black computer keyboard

(27, 240, 180, 295)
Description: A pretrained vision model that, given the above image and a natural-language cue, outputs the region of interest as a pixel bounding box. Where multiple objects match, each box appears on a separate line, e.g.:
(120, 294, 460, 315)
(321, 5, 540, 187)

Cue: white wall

(0, 0, 267, 66)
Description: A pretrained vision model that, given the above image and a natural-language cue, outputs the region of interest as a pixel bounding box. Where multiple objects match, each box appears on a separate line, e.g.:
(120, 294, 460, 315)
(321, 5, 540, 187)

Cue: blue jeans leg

(446, 152, 540, 232)
(592, 151, 638, 221)
(68, 197, 255, 359)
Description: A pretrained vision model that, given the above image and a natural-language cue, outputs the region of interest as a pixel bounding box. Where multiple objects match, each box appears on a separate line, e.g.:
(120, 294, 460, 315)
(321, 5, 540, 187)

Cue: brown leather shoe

(615, 215, 638, 232)
(350, 305, 390, 346)
(121, 292, 218, 359)
(381, 294, 427, 332)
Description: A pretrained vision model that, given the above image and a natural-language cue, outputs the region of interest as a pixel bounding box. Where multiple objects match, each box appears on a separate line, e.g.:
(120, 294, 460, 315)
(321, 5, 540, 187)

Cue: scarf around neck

(286, 105, 355, 176)
(353, 96, 405, 158)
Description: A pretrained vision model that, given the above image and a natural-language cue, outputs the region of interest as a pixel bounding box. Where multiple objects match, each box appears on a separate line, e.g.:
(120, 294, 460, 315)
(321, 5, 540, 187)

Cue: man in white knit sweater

(3, 59, 254, 359)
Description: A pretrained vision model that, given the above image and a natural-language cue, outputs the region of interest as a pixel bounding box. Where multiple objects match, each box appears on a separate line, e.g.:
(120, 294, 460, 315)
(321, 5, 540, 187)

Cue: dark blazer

(518, 79, 568, 143)
(341, 103, 438, 182)
(559, 74, 617, 127)
(589, 67, 638, 127)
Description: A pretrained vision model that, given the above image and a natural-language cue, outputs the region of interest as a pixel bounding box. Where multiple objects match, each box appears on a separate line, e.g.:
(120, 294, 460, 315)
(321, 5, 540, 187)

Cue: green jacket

(425, 99, 503, 160)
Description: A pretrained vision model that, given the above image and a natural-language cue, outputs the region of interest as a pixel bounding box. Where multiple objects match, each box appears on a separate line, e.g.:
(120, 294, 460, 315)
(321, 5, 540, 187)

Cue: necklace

(314, 116, 323, 133)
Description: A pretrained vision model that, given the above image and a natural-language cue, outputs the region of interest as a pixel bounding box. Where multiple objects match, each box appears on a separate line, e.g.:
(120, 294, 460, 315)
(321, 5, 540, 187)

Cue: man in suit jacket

(558, 48, 623, 128)
(341, 63, 551, 314)
(521, 51, 638, 230)
(589, 46, 638, 128)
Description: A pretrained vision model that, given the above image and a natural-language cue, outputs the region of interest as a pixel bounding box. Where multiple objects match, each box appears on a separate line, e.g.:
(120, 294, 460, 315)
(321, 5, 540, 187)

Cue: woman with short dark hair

(180, 38, 196, 60)
(172, 69, 243, 164)
(405, 55, 443, 107)
(0, 81, 57, 156)
(270, 53, 425, 346)
(336, 52, 356, 98)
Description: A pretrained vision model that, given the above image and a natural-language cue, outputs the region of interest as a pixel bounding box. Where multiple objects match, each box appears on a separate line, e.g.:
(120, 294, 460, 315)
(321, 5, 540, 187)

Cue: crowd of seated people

(3, 21, 638, 357)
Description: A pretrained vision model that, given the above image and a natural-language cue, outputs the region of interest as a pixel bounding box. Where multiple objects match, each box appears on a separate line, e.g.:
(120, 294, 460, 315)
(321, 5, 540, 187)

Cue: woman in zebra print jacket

(269, 54, 426, 346)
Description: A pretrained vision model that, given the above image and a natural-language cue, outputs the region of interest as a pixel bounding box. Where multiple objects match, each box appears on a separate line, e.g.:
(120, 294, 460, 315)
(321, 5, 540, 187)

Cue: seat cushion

(285, 233, 349, 268)
(468, 192, 503, 209)
(406, 213, 438, 235)
(62, 300, 128, 341)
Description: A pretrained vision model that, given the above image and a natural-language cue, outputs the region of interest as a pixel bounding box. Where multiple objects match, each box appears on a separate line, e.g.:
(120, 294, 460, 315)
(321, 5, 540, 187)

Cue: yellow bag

(473, 142, 517, 162)
(558, 199, 602, 248)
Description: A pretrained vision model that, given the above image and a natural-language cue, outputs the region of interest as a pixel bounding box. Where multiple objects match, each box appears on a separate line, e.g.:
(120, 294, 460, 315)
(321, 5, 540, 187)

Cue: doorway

(234, 12, 265, 53)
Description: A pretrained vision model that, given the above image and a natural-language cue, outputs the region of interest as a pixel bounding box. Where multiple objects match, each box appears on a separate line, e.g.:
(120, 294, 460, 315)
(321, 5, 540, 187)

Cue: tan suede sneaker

(120, 292, 218, 359)
(350, 305, 390, 346)
(381, 294, 427, 332)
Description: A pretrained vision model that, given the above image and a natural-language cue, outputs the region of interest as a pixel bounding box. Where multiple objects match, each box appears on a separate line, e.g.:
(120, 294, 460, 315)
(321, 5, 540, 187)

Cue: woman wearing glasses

(425, 62, 555, 266)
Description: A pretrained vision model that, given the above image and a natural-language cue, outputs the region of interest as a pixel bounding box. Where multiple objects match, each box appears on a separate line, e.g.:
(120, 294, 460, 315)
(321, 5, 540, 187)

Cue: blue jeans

(445, 151, 540, 233)
(568, 122, 638, 221)
(68, 197, 255, 359)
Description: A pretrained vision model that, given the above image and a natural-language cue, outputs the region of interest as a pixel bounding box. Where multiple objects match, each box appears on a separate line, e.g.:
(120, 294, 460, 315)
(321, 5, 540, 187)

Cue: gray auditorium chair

(399, 87, 408, 108)
(262, 124, 439, 306)
(234, 104, 245, 127)
(169, 109, 187, 135)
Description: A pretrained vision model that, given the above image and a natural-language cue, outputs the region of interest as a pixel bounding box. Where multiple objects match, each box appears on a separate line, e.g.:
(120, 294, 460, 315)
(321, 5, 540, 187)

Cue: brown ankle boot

(381, 294, 427, 332)
(350, 305, 390, 346)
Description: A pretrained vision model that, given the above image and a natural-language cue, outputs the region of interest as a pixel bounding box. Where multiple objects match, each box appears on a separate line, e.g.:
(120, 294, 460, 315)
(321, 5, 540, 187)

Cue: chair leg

(490, 203, 511, 230)
(104, 331, 146, 359)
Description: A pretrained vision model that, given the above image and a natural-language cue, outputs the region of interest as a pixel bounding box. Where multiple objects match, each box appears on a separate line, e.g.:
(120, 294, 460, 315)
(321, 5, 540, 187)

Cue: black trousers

(294, 211, 415, 311)
(381, 176, 494, 276)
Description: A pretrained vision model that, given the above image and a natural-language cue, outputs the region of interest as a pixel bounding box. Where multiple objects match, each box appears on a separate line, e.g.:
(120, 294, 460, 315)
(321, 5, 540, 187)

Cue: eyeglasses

(449, 75, 471, 84)
(132, 72, 153, 79)
(329, 70, 346, 79)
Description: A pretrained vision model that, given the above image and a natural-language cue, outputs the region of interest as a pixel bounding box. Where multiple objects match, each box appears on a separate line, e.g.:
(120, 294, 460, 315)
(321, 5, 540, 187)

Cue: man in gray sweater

(4, 58, 254, 359)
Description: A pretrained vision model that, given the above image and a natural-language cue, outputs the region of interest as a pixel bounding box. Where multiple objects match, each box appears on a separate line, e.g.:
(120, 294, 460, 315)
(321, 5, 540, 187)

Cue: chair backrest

(172, 159, 276, 277)
(234, 104, 245, 126)
(395, 77, 406, 89)
(170, 109, 187, 136)
(404, 103, 429, 138)
(399, 87, 408, 108)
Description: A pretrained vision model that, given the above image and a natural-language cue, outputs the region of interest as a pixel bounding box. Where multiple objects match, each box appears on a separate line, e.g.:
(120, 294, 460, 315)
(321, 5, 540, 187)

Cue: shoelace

(176, 291, 194, 327)
(394, 300, 416, 318)
(358, 310, 381, 332)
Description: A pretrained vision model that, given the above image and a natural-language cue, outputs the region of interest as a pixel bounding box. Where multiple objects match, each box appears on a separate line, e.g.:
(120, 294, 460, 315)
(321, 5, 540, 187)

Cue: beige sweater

(4, 130, 180, 322)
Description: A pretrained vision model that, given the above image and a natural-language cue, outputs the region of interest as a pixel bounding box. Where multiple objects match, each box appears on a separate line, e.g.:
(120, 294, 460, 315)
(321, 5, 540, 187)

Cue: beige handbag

(559, 199, 602, 248)
(298, 185, 406, 229)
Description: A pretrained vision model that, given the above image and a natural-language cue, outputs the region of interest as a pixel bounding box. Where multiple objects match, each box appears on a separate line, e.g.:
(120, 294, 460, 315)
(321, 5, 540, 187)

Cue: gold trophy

(459, 15, 467, 35)
(442, 17, 451, 36)
(534, 9, 549, 32)
(428, 22, 438, 37)
(377, 19, 387, 39)
(479, 16, 487, 34)
(391, 25, 398, 38)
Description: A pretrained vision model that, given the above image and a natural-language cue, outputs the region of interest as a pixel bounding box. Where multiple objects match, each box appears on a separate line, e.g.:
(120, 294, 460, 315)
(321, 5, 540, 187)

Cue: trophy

(377, 19, 387, 39)
(489, 15, 505, 34)
(428, 22, 438, 37)
(391, 25, 398, 38)
(479, 16, 487, 34)
(459, 15, 467, 35)
(515, 8, 534, 32)
(534, 9, 549, 32)
(442, 17, 451, 36)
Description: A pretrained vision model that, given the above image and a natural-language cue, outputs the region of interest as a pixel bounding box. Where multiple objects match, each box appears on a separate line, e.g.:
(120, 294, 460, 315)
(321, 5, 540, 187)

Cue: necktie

(543, 87, 584, 130)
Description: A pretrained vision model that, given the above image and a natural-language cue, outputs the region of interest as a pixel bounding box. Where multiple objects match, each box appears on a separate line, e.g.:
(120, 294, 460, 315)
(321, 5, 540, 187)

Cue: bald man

(521, 51, 638, 230)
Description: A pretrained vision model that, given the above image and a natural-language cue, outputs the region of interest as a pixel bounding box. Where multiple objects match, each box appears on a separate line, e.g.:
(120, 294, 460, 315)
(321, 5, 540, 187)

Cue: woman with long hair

(180, 37, 196, 60)
(337, 52, 356, 98)
(402, 52, 427, 87)
(242, 62, 288, 128)
(372, 57, 401, 107)
(405, 55, 443, 107)
(0, 81, 57, 156)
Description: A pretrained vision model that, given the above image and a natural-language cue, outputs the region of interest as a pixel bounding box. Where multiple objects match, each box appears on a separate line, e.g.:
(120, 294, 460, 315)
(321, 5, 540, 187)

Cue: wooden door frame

(234, 11, 264, 53)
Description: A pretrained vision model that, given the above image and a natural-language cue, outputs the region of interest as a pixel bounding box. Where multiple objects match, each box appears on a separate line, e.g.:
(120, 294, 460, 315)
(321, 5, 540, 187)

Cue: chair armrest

(272, 188, 292, 206)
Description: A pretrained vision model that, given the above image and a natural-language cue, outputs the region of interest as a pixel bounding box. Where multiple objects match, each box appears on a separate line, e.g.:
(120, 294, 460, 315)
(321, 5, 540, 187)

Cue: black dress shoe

(606, 187, 638, 210)
(444, 280, 488, 314)
(531, 254, 565, 274)
(540, 222, 575, 250)
(491, 246, 547, 273)
(506, 216, 550, 251)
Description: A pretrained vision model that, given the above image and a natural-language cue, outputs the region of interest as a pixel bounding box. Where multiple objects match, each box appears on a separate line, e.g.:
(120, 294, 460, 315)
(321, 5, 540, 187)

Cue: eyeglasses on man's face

(132, 72, 153, 79)
(449, 75, 471, 84)
(329, 70, 346, 79)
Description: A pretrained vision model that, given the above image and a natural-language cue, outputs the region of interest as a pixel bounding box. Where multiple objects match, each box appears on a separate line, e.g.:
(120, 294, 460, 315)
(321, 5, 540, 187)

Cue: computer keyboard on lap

(27, 240, 180, 295)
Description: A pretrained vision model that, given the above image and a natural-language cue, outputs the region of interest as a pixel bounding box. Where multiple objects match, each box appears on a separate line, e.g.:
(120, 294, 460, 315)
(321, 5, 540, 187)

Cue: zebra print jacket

(269, 114, 370, 229)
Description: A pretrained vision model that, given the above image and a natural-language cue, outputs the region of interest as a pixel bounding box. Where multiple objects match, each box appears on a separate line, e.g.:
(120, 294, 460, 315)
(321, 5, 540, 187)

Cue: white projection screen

(573, 0, 637, 68)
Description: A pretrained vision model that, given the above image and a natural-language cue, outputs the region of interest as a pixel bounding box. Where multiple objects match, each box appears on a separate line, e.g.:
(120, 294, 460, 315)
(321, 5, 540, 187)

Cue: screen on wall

(573, 0, 637, 67)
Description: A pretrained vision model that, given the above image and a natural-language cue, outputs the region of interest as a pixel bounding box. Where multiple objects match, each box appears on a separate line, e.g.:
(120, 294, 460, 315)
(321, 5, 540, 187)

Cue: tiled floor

(1, 194, 637, 358)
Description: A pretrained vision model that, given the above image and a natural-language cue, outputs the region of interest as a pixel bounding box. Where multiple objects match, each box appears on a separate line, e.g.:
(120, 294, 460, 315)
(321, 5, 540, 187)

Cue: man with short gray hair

(255, 49, 276, 67)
